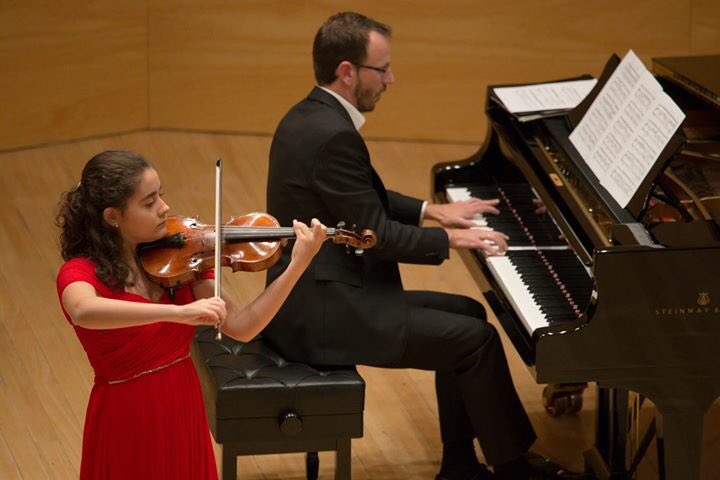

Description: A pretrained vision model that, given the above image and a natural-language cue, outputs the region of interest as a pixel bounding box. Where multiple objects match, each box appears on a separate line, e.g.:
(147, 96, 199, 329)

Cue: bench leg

(335, 438, 351, 480)
(221, 443, 238, 480)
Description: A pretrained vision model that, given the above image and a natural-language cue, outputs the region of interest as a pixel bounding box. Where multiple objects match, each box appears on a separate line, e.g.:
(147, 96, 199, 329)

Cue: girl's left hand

(289, 218, 327, 268)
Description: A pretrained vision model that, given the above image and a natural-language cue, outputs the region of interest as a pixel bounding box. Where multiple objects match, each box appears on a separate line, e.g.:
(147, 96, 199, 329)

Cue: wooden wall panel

(148, 0, 706, 144)
(691, 0, 720, 54)
(0, 1, 147, 151)
(148, 1, 325, 135)
(1, 1, 717, 150)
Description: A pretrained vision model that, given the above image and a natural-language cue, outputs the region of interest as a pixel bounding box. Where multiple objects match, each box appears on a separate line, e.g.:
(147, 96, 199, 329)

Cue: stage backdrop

(1, 0, 719, 151)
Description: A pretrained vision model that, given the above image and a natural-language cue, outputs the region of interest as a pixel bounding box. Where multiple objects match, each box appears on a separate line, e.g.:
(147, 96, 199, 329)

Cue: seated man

(264, 11, 565, 480)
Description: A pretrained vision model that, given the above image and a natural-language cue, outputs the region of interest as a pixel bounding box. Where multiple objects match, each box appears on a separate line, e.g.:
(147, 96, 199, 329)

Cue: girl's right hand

(179, 296, 226, 326)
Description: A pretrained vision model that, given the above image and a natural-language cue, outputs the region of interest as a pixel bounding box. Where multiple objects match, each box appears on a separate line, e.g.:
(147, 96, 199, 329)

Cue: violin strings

(218, 226, 338, 239)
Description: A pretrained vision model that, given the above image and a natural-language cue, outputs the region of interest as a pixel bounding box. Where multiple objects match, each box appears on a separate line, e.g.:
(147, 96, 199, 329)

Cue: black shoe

(524, 452, 590, 480)
(435, 463, 494, 480)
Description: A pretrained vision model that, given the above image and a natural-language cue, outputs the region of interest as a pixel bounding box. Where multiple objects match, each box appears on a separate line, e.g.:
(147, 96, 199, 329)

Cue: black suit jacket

(264, 87, 450, 365)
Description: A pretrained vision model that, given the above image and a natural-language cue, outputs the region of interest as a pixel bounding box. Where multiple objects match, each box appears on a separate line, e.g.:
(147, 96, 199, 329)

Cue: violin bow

(214, 158, 223, 340)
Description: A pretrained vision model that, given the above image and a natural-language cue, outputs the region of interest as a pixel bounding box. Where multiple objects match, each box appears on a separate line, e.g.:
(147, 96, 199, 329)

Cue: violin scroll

(331, 221, 377, 256)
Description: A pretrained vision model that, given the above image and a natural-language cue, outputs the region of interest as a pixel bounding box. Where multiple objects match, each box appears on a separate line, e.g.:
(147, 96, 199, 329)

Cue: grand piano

(432, 55, 720, 480)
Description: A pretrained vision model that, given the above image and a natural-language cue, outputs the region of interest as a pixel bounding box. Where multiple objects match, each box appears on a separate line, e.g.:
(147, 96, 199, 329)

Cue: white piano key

(486, 255, 550, 334)
(447, 186, 572, 334)
(446, 187, 488, 226)
(445, 187, 471, 202)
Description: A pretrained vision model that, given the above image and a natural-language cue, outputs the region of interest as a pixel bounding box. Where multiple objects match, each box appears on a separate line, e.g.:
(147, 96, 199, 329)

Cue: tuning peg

(336, 221, 346, 229)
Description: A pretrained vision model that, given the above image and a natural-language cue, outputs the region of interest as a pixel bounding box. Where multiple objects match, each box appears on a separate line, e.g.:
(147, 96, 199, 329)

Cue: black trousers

(367, 290, 536, 466)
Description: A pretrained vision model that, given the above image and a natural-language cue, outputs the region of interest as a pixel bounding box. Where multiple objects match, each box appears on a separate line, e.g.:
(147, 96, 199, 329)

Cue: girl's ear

(103, 207, 120, 229)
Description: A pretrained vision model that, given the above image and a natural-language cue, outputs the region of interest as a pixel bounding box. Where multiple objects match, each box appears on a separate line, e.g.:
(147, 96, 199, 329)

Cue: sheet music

(493, 78, 597, 113)
(569, 50, 685, 207)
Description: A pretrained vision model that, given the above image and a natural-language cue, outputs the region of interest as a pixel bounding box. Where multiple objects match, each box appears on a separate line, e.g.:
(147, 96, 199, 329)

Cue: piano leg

(602, 387, 629, 473)
(585, 385, 711, 480)
(656, 406, 704, 480)
(583, 387, 631, 479)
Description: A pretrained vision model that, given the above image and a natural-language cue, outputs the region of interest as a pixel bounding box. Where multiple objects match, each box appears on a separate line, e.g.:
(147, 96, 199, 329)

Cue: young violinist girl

(56, 150, 326, 479)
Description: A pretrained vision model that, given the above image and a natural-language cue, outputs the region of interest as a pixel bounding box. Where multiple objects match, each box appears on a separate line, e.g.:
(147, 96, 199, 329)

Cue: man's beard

(354, 81, 382, 113)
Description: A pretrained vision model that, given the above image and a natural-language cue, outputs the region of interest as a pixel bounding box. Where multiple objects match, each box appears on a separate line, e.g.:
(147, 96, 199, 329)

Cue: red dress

(57, 258, 218, 480)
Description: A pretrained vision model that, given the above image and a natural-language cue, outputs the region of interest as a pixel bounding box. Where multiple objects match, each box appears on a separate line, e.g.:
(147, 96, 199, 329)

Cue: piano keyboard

(447, 184, 566, 247)
(447, 184, 593, 334)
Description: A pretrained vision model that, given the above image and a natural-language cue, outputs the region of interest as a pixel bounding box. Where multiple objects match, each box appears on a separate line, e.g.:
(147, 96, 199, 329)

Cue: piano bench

(191, 327, 365, 480)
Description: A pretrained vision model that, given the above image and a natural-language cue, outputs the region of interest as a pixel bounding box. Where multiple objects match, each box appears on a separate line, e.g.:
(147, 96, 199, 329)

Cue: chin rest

(192, 327, 365, 479)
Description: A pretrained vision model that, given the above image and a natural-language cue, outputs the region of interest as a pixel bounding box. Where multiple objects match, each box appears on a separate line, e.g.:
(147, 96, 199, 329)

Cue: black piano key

(467, 183, 565, 247)
(457, 184, 595, 326)
(505, 249, 593, 326)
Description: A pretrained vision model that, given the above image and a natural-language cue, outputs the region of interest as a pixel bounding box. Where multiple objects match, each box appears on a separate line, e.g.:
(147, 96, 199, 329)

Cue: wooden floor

(1, 130, 719, 479)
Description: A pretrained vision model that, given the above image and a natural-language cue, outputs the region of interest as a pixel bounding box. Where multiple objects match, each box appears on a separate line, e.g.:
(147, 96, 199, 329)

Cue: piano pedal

(542, 382, 587, 417)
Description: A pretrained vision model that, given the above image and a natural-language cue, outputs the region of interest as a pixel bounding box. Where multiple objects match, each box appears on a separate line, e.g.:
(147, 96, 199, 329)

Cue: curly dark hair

(313, 11, 392, 85)
(56, 150, 151, 289)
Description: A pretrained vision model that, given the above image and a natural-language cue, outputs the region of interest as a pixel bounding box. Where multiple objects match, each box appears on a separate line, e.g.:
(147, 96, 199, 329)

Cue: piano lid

(653, 54, 720, 109)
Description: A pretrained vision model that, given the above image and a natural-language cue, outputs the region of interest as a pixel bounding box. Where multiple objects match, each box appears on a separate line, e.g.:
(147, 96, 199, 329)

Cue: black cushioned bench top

(193, 327, 365, 419)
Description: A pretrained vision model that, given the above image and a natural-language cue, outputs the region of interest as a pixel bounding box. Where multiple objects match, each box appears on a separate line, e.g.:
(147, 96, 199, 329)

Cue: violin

(138, 213, 377, 289)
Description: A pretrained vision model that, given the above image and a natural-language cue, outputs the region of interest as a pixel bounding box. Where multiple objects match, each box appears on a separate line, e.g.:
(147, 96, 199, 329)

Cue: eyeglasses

(353, 63, 391, 75)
